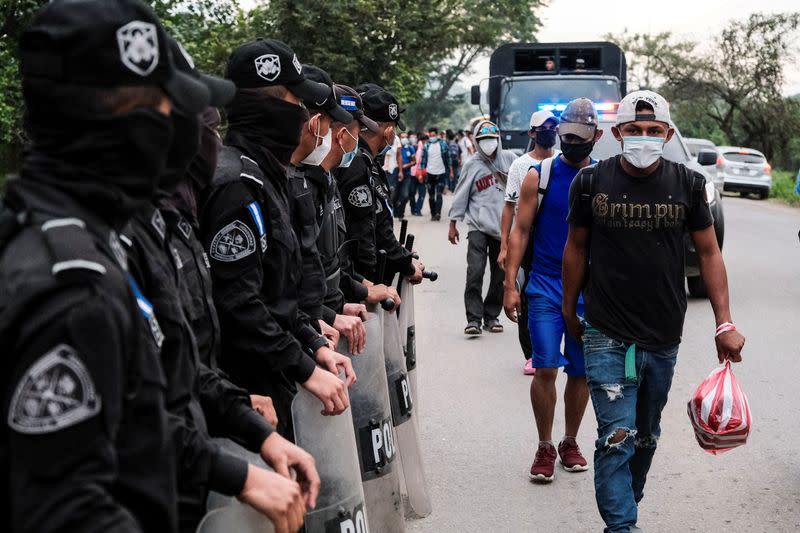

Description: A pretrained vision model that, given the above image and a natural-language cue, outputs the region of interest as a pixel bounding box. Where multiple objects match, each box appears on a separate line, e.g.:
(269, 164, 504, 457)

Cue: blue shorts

(526, 272, 585, 376)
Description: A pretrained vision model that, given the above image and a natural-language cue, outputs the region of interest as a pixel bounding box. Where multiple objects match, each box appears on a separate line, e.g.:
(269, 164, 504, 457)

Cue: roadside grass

(769, 169, 800, 207)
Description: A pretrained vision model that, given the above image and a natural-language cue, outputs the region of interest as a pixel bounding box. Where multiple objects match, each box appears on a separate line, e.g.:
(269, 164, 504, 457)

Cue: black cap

(333, 84, 379, 132)
(225, 38, 329, 103)
(19, 0, 210, 113)
(302, 64, 352, 124)
(357, 85, 405, 130)
(169, 38, 235, 108)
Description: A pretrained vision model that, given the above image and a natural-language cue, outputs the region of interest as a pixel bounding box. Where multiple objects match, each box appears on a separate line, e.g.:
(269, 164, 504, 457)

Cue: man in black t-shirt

(562, 90, 745, 533)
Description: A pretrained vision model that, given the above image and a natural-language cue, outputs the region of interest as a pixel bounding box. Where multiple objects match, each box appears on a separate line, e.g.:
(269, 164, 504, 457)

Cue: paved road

(401, 195, 800, 533)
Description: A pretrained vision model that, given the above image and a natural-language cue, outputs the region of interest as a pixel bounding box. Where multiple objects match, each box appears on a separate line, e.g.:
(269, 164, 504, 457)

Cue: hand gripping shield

(292, 377, 369, 532)
(206, 438, 269, 511)
(196, 502, 274, 533)
(382, 308, 432, 518)
(340, 312, 405, 532)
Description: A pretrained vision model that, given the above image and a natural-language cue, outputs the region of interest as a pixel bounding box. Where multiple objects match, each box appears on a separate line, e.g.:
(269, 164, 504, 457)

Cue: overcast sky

(463, 0, 800, 94)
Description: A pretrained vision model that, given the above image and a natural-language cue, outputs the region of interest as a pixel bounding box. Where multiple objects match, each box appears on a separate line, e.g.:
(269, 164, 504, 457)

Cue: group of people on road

(448, 92, 746, 532)
(1, 1, 427, 533)
(383, 127, 476, 220)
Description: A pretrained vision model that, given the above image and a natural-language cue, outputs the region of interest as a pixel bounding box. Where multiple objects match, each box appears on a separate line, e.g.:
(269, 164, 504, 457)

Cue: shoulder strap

(579, 165, 596, 211)
(536, 156, 555, 214)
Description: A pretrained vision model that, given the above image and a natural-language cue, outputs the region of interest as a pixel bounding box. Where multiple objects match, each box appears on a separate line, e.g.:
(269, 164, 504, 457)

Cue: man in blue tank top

(504, 98, 603, 483)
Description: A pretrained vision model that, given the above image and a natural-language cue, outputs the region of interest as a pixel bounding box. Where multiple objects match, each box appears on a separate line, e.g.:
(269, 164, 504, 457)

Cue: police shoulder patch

(348, 184, 373, 208)
(210, 220, 257, 262)
(8, 344, 101, 435)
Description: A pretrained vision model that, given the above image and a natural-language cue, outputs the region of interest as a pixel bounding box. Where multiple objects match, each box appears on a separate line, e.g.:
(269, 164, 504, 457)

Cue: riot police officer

(335, 85, 425, 285)
(121, 37, 313, 532)
(199, 39, 355, 438)
(1, 0, 204, 530)
(285, 64, 353, 343)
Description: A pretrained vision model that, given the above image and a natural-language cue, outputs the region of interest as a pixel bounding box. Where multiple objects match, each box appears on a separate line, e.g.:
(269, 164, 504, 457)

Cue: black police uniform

(288, 163, 328, 325)
(335, 139, 415, 284)
(122, 206, 248, 531)
(311, 165, 370, 317)
(334, 142, 379, 280)
(200, 147, 328, 435)
(159, 201, 275, 449)
(1, 182, 178, 533)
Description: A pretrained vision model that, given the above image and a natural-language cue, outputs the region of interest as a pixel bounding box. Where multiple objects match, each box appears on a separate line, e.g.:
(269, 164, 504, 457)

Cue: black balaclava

(158, 109, 202, 195)
(20, 80, 173, 226)
(225, 89, 308, 171)
(171, 107, 222, 219)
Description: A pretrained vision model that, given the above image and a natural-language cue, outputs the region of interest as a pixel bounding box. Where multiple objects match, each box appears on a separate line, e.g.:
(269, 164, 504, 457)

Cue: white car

(685, 137, 720, 188)
(716, 146, 772, 199)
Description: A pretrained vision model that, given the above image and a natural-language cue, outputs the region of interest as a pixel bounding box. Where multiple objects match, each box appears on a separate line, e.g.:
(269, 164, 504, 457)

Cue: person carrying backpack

(503, 98, 603, 483)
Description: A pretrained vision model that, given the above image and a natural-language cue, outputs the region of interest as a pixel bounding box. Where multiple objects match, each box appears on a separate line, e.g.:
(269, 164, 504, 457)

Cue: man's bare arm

(692, 226, 744, 362)
(502, 169, 539, 321)
(498, 201, 516, 270)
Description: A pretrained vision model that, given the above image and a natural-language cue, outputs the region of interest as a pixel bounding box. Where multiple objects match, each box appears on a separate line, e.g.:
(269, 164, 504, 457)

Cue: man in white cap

(562, 90, 745, 532)
(499, 109, 559, 373)
(504, 98, 602, 484)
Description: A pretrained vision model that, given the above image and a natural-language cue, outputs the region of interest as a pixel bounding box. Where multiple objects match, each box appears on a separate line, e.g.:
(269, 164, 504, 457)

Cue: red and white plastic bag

(687, 361, 751, 455)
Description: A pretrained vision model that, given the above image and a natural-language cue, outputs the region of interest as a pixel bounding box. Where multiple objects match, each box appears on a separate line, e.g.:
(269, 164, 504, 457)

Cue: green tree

(258, 0, 545, 128)
(608, 12, 800, 165)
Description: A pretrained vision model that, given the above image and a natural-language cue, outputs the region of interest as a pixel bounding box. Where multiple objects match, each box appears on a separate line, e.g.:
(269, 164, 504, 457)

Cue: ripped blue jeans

(582, 322, 678, 533)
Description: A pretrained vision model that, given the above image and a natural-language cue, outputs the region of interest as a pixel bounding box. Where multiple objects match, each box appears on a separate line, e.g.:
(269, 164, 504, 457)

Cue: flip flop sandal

(485, 321, 504, 333)
(464, 323, 482, 335)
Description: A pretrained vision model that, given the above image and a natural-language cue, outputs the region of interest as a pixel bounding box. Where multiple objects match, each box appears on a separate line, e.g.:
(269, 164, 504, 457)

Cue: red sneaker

(529, 442, 557, 483)
(558, 437, 589, 472)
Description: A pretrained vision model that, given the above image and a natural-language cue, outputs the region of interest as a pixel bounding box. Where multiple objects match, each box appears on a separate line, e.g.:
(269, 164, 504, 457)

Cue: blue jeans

(411, 179, 426, 215)
(426, 173, 446, 216)
(388, 168, 399, 191)
(582, 323, 678, 533)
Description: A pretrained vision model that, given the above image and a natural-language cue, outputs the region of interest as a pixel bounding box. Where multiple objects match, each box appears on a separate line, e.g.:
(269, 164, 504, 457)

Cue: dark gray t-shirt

(568, 155, 714, 350)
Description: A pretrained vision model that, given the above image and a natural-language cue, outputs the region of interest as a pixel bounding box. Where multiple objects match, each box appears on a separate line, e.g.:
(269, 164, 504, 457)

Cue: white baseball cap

(616, 90, 671, 126)
(529, 110, 557, 129)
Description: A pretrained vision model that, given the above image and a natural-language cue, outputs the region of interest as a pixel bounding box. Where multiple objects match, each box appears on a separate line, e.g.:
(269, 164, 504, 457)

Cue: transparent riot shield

(397, 281, 418, 403)
(292, 377, 369, 532)
(339, 312, 405, 533)
(206, 438, 269, 511)
(196, 502, 274, 533)
(382, 309, 432, 518)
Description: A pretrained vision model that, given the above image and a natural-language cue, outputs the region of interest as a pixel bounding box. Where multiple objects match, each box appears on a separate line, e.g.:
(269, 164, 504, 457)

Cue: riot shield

(382, 309, 432, 518)
(339, 312, 405, 533)
(196, 502, 274, 533)
(291, 377, 369, 532)
(397, 280, 418, 401)
(206, 438, 269, 511)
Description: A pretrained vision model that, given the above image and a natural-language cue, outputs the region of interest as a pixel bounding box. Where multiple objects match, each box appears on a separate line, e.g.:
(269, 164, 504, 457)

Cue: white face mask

(478, 138, 498, 156)
(621, 136, 665, 169)
(301, 119, 332, 166)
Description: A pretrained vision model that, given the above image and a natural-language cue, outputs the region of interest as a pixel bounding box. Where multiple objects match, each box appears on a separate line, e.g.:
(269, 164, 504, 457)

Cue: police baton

(376, 249, 396, 311)
(405, 234, 439, 283)
(398, 219, 409, 251)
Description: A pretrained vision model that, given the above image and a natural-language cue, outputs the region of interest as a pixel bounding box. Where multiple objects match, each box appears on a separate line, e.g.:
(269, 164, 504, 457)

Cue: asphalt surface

(401, 194, 800, 533)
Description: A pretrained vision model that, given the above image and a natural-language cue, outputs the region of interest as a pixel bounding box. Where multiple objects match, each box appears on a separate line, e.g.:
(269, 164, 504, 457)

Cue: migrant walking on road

(448, 120, 516, 335)
(503, 98, 601, 484)
(562, 90, 746, 533)
(498, 109, 559, 374)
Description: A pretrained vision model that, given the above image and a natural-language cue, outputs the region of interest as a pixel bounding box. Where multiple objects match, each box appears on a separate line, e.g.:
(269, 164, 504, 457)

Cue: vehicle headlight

(704, 181, 716, 204)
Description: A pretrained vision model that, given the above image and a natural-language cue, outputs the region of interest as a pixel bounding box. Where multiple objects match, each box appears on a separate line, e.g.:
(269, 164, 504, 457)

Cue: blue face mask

(378, 144, 391, 157)
(338, 145, 358, 168)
